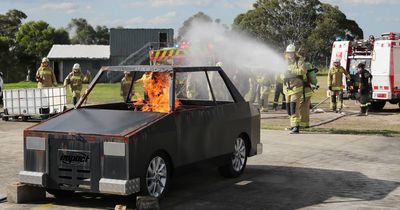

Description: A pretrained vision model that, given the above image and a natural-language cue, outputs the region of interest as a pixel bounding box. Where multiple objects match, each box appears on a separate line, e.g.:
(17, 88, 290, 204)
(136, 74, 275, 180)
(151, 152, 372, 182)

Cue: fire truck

(329, 32, 400, 110)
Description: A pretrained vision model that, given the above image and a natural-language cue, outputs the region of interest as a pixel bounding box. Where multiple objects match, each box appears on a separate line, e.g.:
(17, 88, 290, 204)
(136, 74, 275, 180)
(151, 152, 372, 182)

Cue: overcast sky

(1, 0, 398, 38)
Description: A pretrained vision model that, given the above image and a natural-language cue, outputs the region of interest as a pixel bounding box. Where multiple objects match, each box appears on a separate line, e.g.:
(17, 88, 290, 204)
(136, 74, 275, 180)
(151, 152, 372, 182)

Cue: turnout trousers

(330, 90, 343, 111)
(286, 92, 302, 128)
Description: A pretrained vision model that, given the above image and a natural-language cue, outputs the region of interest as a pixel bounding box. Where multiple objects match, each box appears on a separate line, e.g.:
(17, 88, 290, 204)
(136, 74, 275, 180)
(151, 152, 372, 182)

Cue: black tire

(370, 101, 386, 111)
(219, 136, 248, 178)
(46, 189, 74, 198)
(141, 152, 171, 199)
(2, 116, 8, 121)
(21, 116, 28, 121)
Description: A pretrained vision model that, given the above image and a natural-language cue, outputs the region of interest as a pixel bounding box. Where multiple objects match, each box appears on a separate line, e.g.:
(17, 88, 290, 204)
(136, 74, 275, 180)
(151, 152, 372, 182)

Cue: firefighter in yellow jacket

(63, 63, 90, 105)
(328, 59, 350, 112)
(299, 63, 319, 128)
(121, 71, 133, 101)
(283, 44, 307, 134)
(36, 57, 57, 88)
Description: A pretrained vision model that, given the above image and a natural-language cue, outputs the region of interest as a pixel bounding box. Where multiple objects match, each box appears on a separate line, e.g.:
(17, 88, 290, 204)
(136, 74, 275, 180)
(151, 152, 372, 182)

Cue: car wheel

(141, 153, 170, 199)
(46, 189, 74, 198)
(219, 136, 248, 178)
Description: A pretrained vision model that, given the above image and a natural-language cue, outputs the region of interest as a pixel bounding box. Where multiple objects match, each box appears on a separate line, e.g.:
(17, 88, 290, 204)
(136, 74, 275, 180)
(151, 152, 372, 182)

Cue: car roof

(101, 65, 222, 73)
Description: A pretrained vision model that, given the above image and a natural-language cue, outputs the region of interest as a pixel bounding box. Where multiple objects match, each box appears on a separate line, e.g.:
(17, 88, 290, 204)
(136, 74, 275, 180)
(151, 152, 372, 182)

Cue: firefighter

(36, 57, 57, 88)
(328, 58, 350, 112)
(256, 73, 273, 112)
(121, 71, 133, 101)
(63, 63, 90, 105)
(299, 63, 319, 128)
(272, 73, 286, 111)
(355, 62, 372, 116)
(283, 44, 307, 134)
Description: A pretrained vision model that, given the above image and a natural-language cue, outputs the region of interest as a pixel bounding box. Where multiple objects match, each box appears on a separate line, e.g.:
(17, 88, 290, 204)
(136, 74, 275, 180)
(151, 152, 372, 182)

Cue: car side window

(175, 72, 212, 101)
(207, 71, 234, 102)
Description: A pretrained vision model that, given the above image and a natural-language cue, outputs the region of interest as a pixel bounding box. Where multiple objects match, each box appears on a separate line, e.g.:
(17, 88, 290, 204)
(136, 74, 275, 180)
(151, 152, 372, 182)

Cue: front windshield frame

(75, 66, 239, 111)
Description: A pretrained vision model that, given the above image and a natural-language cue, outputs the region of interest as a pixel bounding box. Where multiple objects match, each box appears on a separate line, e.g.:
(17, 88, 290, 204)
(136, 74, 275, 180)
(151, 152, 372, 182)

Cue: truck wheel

(141, 153, 171, 199)
(2, 116, 8, 121)
(219, 136, 248, 178)
(46, 189, 74, 198)
(370, 101, 386, 111)
(21, 116, 28, 121)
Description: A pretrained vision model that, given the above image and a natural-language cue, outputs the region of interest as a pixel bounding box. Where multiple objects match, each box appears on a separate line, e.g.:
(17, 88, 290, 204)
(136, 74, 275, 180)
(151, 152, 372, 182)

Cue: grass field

(3, 82, 144, 104)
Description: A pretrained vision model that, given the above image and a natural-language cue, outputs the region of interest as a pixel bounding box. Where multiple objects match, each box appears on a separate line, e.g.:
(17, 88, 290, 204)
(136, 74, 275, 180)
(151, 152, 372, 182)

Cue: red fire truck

(329, 32, 400, 110)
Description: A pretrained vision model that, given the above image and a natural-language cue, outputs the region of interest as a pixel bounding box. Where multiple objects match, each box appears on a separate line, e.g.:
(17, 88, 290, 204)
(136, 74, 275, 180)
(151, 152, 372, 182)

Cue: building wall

(51, 59, 109, 82)
(110, 28, 174, 65)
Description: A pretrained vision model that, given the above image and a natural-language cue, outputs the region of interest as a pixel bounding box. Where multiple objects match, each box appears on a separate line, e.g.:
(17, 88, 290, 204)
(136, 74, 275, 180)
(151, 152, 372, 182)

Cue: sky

(0, 0, 399, 38)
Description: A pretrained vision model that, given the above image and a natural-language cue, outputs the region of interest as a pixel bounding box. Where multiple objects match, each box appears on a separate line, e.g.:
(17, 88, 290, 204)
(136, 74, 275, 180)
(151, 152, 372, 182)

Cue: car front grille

(48, 134, 101, 192)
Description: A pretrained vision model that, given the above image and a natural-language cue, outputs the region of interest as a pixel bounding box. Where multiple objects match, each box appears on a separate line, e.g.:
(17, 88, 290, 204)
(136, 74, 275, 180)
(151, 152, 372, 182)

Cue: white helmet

(216, 61, 223, 67)
(334, 58, 341, 63)
(73, 63, 80, 70)
(42, 57, 49, 63)
(286, 44, 296, 53)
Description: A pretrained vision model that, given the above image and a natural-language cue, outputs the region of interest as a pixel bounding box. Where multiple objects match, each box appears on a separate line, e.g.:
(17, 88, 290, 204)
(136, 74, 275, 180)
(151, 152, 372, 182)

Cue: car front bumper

(19, 170, 140, 195)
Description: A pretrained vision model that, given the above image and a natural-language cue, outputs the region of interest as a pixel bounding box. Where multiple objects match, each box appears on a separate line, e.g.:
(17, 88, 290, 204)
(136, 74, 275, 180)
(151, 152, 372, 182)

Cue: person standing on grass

(36, 57, 57, 88)
(63, 63, 90, 105)
(355, 62, 372, 116)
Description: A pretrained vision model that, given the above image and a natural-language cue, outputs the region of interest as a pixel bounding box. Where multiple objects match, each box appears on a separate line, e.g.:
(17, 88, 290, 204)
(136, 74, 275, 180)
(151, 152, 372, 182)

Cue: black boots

(290, 126, 300, 134)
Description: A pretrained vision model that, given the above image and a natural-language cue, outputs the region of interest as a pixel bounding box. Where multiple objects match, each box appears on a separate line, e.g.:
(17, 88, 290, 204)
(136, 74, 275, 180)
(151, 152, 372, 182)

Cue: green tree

(68, 18, 96, 44)
(68, 18, 109, 44)
(54, 28, 71, 45)
(177, 12, 213, 41)
(233, 0, 363, 64)
(94, 25, 109, 45)
(302, 3, 363, 63)
(0, 9, 27, 82)
(16, 21, 56, 59)
(234, 0, 320, 51)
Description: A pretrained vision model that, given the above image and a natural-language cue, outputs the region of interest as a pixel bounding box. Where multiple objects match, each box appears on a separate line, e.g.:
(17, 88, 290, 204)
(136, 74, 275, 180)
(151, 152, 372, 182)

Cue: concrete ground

(0, 121, 400, 209)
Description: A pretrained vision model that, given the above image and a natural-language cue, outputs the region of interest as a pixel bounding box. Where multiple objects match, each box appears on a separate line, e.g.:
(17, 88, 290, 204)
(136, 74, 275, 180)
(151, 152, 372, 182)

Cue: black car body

(20, 65, 261, 198)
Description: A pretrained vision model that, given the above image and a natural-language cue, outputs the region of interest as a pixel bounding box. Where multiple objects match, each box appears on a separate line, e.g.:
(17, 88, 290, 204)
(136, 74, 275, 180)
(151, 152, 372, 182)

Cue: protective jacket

(284, 57, 307, 95)
(64, 71, 89, 97)
(121, 76, 133, 98)
(328, 66, 349, 90)
(36, 65, 57, 88)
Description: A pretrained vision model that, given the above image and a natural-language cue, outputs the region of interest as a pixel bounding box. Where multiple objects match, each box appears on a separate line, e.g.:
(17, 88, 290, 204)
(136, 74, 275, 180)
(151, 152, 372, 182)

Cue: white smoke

(182, 21, 287, 74)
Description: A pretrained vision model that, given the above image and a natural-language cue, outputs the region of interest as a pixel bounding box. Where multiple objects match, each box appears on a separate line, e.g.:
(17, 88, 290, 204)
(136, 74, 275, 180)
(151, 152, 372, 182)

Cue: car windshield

(80, 68, 234, 113)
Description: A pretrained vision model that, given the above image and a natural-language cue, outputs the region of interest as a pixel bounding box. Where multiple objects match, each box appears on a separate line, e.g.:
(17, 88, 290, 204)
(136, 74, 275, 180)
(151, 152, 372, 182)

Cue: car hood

(30, 108, 167, 136)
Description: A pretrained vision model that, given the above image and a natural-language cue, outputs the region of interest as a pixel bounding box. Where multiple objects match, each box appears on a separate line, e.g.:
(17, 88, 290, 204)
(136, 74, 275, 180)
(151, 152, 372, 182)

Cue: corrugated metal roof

(47, 45, 110, 59)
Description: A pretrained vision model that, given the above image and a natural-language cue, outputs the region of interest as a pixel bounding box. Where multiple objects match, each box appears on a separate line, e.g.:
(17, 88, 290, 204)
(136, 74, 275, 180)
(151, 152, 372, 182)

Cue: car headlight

(103, 142, 127, 179)
(24, 136, 46, 172)
(104, 142, 126, 157)
(26, 137, 46, 151)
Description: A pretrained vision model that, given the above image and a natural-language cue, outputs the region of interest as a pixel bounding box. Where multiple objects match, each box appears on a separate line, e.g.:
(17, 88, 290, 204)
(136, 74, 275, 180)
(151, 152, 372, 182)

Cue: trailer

(2, 87, 67, 121)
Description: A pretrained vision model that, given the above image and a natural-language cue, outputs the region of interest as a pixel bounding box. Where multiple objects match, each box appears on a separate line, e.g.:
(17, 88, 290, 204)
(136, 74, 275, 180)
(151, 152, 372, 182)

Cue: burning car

(19, 65, 261, 198)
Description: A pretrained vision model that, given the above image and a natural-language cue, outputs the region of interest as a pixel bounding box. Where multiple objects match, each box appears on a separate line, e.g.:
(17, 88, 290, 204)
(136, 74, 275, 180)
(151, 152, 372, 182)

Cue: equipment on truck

(329, 32, 400, 110)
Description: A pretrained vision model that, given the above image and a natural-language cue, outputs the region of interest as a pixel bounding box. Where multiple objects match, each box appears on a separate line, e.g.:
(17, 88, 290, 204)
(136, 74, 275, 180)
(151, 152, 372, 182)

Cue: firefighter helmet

(334, 58, 341, 63)
(216, 61, 223, 67)
(124, 71, 129, 74)
(73, 63, 80, 70)
(42, 57, 49, 63)
(357, 62, 366, 69)
(286, 44, 296, 53)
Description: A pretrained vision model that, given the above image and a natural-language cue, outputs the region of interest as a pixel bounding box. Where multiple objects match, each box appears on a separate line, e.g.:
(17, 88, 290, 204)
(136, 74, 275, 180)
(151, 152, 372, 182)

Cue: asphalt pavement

(0, 121, 399, 209)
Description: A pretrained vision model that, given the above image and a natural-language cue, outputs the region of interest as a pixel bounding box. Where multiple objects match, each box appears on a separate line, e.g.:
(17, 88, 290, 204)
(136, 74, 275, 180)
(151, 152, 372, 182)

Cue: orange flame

(134, 72, 181, 113)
